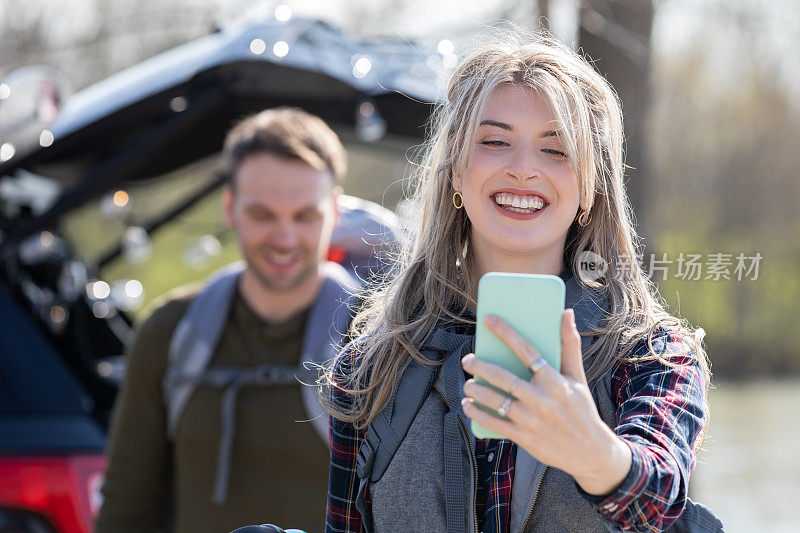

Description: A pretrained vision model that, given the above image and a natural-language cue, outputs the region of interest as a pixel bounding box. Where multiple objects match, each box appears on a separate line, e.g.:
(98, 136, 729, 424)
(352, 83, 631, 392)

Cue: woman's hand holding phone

(461, 310, 633, 497)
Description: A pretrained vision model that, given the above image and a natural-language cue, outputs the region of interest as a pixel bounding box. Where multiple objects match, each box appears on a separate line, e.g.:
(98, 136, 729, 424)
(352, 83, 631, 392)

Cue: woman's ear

(451, 173, 461, 193)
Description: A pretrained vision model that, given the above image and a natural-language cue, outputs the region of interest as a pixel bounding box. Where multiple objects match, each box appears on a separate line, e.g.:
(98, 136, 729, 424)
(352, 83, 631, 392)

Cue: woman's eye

(542, 148, 568, 159)
(481, 140, 509, 147)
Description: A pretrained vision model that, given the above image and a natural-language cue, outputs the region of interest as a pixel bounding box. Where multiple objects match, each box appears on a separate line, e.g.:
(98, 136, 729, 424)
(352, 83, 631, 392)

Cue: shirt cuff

(576, 439, 650, 519)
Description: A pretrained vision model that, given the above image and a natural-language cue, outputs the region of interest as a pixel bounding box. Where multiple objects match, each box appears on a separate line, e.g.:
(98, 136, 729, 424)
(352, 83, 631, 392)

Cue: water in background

(692, 380, 800, 531)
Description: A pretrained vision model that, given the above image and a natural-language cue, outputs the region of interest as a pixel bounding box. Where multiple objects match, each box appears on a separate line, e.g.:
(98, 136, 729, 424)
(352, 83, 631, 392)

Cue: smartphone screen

(471, 272, 565, 439)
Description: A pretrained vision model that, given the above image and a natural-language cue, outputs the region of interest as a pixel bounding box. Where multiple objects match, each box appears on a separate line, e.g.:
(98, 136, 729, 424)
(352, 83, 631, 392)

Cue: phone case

(471, 272, 565, 439)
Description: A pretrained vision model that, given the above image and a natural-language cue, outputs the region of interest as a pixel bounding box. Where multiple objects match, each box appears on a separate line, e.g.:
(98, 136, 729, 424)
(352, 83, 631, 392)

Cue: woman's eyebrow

(478, 120, 559, 139)
(479, 119, 513, 131)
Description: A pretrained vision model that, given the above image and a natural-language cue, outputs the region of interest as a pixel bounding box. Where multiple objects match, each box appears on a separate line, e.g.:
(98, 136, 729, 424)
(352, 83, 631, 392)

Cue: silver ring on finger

(496, 396, 513, 418)
(529, 357, 549, 376)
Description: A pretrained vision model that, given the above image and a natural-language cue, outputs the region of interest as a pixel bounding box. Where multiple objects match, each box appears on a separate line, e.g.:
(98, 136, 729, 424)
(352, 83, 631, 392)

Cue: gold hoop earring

(577, 209, 592, 227)
(452, 191, 464, 209)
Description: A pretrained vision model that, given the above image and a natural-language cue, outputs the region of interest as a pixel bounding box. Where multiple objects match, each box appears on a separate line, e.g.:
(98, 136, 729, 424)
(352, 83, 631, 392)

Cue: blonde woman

(324, 31, 719, 533)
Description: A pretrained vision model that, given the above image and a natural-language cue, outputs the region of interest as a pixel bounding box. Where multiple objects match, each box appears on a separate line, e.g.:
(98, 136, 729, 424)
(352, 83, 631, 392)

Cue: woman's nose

(505, 148, 541, 181)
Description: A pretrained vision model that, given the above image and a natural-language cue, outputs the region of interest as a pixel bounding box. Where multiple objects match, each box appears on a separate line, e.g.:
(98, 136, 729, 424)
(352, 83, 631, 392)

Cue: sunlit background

(2, 1, 799, 531)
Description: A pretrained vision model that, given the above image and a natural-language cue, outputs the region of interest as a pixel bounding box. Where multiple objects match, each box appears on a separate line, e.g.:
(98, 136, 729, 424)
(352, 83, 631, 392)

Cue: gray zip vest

(355, 274, 723, 532)
(163, 260, 360, 504)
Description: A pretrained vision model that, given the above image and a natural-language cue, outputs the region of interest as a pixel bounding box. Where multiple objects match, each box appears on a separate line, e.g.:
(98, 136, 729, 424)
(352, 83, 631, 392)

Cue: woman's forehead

(479, 84, 560, 130)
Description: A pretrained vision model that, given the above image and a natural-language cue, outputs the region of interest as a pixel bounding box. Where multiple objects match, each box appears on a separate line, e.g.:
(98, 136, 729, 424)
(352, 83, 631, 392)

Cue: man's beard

(244, 248, 319, 293)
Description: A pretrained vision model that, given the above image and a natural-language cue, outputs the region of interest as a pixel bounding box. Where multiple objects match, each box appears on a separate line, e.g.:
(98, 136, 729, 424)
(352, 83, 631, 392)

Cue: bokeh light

(359, 101, 375, 117)
(124, 279, 143, 298)
(275, 5, 292, 22)
(88, 280, 111, 300)
(437, 39, 454, 56)
(113, 190, 129, 207)
(111, 279, 145, 311)
(97, 361, 113, 377)
(353, 56, 372, 78)
(183, 234, 222, 270)
(92, 300, 110, 319)
(50, 305, 67, 324)
(170, 96, 188, 112)
(40, 231, 55, 247)
(39, 129, 54, 147)
(0, 142, 15, 162)
(273, 40, 289, 57)
(250, 38, 267, 55)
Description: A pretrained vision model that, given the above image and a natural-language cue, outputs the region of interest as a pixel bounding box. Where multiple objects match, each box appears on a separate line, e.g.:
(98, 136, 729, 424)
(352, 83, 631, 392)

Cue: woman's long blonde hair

(323, 29, 710, 431)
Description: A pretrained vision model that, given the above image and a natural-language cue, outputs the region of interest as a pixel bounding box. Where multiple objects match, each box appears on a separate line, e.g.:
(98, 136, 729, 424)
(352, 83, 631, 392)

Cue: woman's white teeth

(494, 193, 545, 211)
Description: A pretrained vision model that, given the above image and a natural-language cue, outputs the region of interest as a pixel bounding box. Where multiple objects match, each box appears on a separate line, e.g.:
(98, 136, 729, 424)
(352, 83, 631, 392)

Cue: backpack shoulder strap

(163, 262, 244, 440)
(665, 498, 725, 532)
(356, 327, 472, 483)
(299, 261, 362, 444)
(300, 261, 361, 365)
(356, 360, 437, 483)
(563, 273, 610, 353)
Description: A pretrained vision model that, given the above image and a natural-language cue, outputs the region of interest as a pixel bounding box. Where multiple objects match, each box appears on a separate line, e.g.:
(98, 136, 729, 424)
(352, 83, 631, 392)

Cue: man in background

(96, 107, 358, 533)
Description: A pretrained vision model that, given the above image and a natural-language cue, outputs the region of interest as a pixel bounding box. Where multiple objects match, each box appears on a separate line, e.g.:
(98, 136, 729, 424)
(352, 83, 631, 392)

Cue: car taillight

(0, 455, 106, 533)
(327, 246, 347, 265)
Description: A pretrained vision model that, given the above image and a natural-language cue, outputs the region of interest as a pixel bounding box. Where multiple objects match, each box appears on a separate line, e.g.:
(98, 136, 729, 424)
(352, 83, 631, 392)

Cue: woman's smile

(490, 189, 550, 219)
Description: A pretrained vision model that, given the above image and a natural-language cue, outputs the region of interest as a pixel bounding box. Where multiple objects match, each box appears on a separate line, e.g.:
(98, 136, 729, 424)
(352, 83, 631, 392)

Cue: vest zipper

(519, 465, 548, 532)
(434, 385, 479, 533)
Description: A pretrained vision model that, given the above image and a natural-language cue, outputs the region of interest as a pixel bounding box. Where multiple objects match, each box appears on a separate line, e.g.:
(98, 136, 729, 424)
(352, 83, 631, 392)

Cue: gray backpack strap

(356, 328, 472, 484)
(564, 273, 610, 353)
(666, 499, 725, 532)
(299, 262, 361, 444)
(163, 261, 244, 440)
(355, 361, 436, 483)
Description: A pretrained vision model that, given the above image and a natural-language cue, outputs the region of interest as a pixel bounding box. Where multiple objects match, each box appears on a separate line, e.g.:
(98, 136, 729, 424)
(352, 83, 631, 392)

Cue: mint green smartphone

(471, 272, 565, 439)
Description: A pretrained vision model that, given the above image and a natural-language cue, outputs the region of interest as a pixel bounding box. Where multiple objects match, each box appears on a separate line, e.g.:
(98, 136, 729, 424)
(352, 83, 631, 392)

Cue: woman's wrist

(574, 430, 633, 497)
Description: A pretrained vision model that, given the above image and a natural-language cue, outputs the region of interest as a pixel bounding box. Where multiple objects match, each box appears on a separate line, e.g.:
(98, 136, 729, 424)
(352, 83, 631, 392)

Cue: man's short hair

(222, 107, 347, 187)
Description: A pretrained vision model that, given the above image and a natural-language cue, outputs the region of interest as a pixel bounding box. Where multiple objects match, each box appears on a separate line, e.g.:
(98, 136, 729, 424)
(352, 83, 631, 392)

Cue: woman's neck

(465, 242, 566, 307)
(473, 246, 565, 278)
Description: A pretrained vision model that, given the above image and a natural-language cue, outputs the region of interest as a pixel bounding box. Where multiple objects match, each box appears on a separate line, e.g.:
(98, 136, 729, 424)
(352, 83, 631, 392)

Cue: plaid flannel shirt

(326, 327, 707, 533)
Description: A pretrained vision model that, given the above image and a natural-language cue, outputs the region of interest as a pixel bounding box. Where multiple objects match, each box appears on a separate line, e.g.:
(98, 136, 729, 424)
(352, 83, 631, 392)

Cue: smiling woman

(456, 84, 581, 276)
(321, 29, 720, 533)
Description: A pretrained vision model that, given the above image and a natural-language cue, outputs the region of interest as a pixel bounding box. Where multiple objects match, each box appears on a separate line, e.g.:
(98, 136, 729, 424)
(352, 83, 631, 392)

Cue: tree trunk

(538, 0, 550, 30)
(578, 0, 655, 250)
